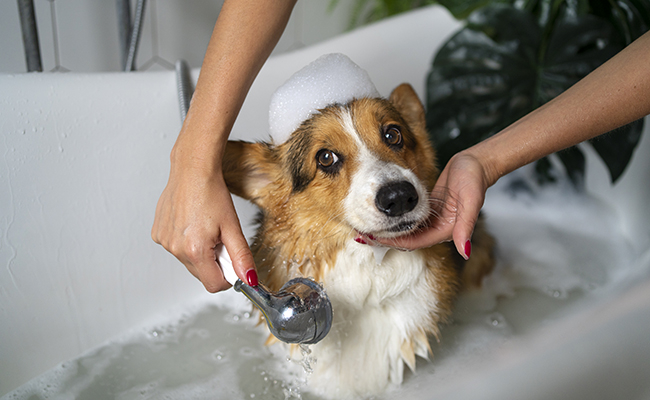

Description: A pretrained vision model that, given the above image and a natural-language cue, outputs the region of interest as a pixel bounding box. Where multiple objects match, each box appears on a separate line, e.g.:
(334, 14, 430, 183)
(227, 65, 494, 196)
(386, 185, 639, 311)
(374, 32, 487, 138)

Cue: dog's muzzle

(375, 180, 419, 217)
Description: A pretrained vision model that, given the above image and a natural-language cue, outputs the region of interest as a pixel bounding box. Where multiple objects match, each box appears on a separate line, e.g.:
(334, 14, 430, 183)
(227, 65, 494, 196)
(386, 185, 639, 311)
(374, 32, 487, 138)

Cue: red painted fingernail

(246, 269, 259, 286)
(464, 240, 472, 260)
(367, 234, 377, 241)
(354, 236, 368, 245)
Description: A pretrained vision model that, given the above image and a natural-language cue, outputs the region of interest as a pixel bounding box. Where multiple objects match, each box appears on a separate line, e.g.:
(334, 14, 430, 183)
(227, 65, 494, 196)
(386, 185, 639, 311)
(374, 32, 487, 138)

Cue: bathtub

(2, 5, 650, 399)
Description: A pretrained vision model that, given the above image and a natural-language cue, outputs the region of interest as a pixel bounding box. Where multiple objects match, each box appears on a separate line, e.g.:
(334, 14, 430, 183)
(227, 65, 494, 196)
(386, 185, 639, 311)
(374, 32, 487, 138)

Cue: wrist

(170, 128, 227, 177)
(459, 139, 504, 189)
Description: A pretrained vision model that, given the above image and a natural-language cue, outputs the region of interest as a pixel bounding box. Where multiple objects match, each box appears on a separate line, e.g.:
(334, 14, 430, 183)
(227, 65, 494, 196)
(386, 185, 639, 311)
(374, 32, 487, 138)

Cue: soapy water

(3, 170, 645, 400)
(2, 294, 312, 400)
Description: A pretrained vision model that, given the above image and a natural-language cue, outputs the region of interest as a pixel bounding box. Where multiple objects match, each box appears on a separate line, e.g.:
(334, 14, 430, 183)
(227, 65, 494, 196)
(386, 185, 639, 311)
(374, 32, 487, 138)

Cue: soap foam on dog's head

(268, 53, 380, 144)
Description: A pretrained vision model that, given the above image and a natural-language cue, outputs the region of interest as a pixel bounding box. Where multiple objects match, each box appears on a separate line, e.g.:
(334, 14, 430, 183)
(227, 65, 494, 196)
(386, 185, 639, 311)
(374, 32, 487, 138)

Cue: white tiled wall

(1, 0, 352, 73)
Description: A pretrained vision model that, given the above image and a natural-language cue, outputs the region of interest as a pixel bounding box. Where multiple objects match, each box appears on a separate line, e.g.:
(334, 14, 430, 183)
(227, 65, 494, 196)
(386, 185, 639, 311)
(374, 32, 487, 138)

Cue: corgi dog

(223, 83, 494, 399)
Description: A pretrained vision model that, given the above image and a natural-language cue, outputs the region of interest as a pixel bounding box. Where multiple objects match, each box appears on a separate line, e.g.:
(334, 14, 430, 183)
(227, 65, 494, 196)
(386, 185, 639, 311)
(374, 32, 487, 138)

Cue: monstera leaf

(437, 0, 509, 19)
(426, 3, 646, 187)
(589, 0, 650, 43)
(329, 0, 437, 29)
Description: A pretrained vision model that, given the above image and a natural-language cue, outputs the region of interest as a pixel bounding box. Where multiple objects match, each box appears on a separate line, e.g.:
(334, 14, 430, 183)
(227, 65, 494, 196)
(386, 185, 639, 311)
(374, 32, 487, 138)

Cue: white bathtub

(2, 5, 650, 399)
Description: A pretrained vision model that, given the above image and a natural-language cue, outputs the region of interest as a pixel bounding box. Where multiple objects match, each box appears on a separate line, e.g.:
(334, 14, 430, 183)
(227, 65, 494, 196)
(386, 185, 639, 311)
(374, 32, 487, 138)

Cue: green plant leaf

(329, 0, 437, 29)
(534, 156, 558, 185)
(556, 146, 586, 189)
(589, 119, 644, 182)
(427, 6, 541, 160)
(437, 0, 508, 19)
(426, 4, 644, 186)
(589, 0, 650, 44)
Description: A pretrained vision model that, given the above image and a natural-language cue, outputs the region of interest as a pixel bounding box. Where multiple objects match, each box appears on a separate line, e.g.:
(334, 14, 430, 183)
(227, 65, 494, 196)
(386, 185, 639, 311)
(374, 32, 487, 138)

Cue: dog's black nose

(375, 181, 419, 217)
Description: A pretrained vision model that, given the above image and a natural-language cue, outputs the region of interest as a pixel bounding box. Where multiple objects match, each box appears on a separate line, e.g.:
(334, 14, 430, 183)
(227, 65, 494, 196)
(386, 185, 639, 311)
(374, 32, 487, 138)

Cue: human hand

(152, 156, 257, 293)
(370, 151, 492, 259)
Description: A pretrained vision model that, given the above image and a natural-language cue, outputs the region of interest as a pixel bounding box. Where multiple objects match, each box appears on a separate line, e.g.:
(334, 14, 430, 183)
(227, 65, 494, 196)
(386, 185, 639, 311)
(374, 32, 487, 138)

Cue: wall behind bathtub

(0, 0, 352, 73)
(0, 0, 353, 395)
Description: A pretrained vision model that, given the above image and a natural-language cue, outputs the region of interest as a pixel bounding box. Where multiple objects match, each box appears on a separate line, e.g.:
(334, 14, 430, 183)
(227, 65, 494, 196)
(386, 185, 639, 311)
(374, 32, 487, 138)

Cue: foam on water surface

(4, 169, 646, 400)
(2, 290, 311, 400)
(268, 53, 380, 144)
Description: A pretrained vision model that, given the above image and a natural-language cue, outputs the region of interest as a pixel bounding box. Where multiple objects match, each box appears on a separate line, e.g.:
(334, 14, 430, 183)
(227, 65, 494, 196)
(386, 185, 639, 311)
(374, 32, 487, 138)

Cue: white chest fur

(306, 241, 441, 399)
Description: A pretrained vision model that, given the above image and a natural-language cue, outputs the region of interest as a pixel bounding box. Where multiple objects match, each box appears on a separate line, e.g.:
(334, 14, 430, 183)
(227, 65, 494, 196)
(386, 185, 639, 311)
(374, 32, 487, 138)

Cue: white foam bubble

(268, 53, 380, 144)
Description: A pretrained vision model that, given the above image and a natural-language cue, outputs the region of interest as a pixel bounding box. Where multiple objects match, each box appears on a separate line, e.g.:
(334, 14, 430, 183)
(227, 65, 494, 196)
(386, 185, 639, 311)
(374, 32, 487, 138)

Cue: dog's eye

(383, 125, 403, 148)
(316, 149, 339, 169)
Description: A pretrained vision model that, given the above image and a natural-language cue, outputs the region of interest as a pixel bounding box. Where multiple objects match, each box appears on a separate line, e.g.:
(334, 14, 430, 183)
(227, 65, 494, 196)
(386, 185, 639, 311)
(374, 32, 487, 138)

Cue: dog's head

(224, 83, 438, 242)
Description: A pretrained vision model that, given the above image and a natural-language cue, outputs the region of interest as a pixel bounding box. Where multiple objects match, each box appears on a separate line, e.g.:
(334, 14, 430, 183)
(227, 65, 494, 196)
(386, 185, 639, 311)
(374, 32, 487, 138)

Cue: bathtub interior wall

(2, 4, 650, 398)
(0, 0, 351, 73)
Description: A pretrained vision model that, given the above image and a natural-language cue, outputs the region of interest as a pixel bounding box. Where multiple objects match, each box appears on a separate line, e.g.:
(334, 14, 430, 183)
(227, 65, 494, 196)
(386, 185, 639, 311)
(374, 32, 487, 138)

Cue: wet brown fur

(222, 83, 494, 358)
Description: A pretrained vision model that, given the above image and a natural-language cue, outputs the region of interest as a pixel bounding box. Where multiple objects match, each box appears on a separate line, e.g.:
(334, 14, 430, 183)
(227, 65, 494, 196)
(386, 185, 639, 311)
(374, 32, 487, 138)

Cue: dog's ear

(389, 83, 426, 132)
(223, 140, 279, 206)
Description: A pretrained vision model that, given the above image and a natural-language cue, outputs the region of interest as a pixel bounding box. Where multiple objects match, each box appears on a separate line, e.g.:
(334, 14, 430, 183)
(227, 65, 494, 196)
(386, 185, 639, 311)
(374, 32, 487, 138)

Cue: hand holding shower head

(216, 245, 333, 344)
(174, 63, 332, 344)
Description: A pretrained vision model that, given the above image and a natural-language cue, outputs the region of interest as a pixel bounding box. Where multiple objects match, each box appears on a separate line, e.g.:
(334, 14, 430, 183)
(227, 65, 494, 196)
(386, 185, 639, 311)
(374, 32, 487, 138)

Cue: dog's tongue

(268, 53, 380, 145)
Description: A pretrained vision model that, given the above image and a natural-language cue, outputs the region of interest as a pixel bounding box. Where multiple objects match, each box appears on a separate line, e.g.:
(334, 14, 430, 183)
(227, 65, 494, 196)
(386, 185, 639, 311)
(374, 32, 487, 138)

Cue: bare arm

(152, 0, 297, 292)
(477, 31, 650, 185)
(377, 31, 650, 256)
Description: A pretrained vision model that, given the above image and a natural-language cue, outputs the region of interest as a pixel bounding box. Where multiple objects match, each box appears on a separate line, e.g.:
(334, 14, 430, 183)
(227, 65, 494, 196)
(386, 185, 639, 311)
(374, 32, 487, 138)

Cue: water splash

(299, 344, 315, 375)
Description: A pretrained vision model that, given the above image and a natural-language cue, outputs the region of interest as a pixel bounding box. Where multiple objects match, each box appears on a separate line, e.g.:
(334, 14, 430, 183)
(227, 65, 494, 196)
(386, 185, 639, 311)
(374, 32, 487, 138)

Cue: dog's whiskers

(426, 187, 461, 220)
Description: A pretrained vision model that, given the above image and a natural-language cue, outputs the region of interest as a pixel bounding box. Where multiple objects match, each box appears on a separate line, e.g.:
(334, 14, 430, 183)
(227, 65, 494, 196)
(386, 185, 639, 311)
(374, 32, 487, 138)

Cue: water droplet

(485, 312, 507, 329)
(213, 350, 225, 361)
(544, 287, 566, 299)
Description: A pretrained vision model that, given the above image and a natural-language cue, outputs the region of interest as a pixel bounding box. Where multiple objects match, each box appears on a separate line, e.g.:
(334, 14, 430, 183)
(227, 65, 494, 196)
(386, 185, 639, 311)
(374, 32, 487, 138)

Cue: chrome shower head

(217, 245, 332, 344)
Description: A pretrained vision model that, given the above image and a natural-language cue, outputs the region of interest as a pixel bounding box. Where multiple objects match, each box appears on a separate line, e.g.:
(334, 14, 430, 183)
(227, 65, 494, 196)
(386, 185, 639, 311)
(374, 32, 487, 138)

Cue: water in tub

(3, 168, 646, 400)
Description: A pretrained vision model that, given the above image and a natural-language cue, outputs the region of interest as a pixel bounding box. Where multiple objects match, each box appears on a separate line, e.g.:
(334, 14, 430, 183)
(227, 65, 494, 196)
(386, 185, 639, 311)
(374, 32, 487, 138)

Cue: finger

(151, 202, 231, 292)
(150, 192, 167, 245)
(450, 187, 484, 260)
(187, 240, 232, 293)
(372, 222, 452, 250)
(220, 219, 257, 286)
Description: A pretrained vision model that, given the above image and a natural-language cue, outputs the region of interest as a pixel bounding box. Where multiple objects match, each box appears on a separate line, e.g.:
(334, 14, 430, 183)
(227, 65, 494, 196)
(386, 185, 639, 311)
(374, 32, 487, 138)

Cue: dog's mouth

(360, 218, 427, 239)
(387, 220, 420, 233)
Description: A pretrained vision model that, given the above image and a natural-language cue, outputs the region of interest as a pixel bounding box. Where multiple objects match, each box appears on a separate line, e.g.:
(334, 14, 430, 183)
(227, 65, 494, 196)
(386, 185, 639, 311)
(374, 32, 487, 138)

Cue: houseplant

(332, 0, 650, 187)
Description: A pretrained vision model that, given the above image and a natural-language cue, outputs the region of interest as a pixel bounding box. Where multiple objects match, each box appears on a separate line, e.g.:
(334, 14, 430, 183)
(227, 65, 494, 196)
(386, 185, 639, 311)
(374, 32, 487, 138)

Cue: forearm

(172, 0, 297, 172)
(469, 31, 650, 186)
